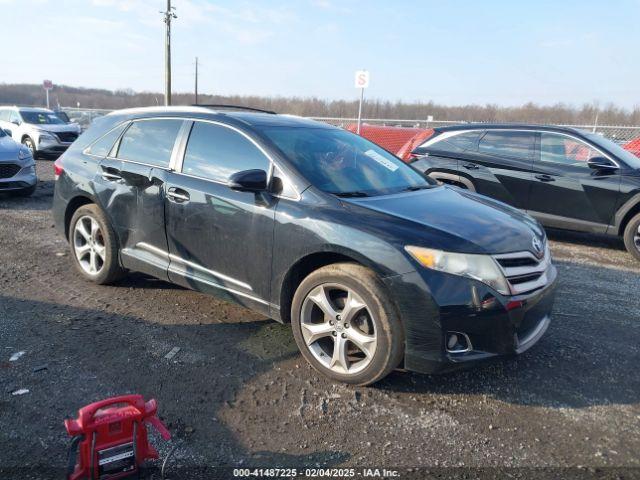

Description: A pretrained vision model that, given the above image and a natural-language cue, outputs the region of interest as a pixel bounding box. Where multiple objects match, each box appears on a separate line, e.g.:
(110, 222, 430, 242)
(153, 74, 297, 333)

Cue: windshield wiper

(401, 185, 432, 192)
(330, 191, 370, 198)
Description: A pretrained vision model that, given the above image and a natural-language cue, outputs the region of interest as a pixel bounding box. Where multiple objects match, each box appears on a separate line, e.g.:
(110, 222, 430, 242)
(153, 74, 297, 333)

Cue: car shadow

(0, 294, 349, 477)
(0, 180, 55, 211)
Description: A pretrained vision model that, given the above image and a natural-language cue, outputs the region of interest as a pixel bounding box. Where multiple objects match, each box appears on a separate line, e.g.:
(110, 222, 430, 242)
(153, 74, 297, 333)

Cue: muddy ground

(1, 160, 639, 478)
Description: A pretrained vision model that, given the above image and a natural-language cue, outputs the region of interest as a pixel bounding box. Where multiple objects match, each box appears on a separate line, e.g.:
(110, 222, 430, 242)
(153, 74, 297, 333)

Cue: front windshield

(20, 110, 66, 125)
(261, 127, 432, 196)
(584, 132, 640, 169)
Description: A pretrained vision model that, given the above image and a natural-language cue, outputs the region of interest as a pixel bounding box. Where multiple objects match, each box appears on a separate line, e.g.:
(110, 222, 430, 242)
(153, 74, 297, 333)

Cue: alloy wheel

(300, 283, 377, 375)
(23, 138, 35, 156)
(635, 224, 640, 252)
(73, 215, 106, 275)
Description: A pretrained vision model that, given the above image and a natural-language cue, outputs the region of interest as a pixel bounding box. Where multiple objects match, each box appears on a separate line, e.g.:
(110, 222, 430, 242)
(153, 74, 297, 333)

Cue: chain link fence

(44, 107, 640, 146)
(310, 117, 640, 144)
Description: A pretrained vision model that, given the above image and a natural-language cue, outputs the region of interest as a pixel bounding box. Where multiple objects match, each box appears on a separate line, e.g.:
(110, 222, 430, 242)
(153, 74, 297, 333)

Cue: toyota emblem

(532, 237, 543, 258)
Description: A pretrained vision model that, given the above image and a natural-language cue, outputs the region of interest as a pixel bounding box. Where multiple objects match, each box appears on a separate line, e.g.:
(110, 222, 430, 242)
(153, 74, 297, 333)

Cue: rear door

(471, 130, 537, 209)
(93, 118, 186, 279)
(416, 130, 482, 188)
(527, 132, 621, 233)
(163, 120, 277, 310)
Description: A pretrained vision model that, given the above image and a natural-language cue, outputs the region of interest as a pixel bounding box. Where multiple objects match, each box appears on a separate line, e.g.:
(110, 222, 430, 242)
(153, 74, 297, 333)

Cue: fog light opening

(446, 331, 472, 353)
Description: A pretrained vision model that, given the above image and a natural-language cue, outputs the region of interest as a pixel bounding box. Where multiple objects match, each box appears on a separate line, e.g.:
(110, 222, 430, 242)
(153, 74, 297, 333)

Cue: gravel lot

(1, 160, 639, 478)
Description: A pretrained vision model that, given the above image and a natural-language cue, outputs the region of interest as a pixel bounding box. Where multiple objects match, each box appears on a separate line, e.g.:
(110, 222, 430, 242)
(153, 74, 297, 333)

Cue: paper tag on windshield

(365, 149, 398, 172)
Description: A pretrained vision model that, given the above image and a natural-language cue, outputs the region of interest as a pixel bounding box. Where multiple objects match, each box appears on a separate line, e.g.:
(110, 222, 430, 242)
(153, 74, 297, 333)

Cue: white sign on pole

(354, 70, 370, 89)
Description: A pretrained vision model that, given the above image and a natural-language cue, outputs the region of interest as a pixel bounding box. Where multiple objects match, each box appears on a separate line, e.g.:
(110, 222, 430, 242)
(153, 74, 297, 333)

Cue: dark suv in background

(52, 107, 556, 385)
(411, 125, 640, 260)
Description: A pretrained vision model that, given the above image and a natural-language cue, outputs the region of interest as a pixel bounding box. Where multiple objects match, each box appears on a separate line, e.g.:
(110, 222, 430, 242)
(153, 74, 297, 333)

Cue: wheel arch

(278, 249, 387, 324)
(64, 195, 96, 239)
(615, 194, 640, 236)
(427, 170, 475, 190)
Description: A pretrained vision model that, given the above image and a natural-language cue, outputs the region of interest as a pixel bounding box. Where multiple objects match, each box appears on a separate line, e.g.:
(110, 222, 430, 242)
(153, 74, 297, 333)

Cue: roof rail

(192, 104, 277, 115)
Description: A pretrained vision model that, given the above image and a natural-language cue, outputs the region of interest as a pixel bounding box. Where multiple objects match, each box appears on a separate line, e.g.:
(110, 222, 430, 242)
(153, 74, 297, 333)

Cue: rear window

(87, 123, 128, 157)
(116, 119, 183, 167)
(427, 130, 482, 153)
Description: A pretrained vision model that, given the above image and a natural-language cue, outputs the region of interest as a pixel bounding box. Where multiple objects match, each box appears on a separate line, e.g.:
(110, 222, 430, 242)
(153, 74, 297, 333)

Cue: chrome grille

(54, 131, 78, 143)
(493, 244, 551, 295)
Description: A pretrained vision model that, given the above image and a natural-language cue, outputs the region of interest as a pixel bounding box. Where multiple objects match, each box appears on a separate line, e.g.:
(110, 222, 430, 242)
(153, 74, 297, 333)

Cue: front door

(164, 120, 276, 311)
(94, 118, 185, 279)
(527, 132, 621, 233)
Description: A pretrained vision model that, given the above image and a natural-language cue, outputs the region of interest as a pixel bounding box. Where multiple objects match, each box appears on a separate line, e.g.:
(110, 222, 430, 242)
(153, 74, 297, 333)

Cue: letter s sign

(354, 70, 370, 89)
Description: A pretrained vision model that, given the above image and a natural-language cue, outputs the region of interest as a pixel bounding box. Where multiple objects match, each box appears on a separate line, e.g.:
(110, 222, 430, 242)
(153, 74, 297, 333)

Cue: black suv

(410, 124, 640, 260)
(52, 107, 557, 385)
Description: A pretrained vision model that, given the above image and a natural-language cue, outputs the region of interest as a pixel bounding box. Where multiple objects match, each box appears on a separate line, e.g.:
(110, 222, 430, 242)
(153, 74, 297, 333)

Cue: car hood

(345, 186, 545, 255)
(0, 135, 20, 161)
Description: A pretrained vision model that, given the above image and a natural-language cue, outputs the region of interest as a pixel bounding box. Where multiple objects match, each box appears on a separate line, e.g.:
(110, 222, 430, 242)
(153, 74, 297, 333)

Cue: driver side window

(540, 133, 601, 167)
(181, 121, 270, 182)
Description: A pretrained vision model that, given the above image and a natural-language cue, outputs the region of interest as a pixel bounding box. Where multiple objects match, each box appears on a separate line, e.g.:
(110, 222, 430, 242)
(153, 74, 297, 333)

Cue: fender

(612, 191, 640, 235)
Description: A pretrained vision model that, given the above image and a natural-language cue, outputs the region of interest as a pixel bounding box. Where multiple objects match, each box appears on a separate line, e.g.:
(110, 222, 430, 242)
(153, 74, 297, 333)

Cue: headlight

(405, 246, 510, 295)
(18, 148, 32, 160)
(38, 132, 56, 142)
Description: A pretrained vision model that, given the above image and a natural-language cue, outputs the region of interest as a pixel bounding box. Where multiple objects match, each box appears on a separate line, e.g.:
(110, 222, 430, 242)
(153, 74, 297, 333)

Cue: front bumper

(0, 164, 37, 191)
(36, 135, 73, 155)
(384, 263, 558, 374)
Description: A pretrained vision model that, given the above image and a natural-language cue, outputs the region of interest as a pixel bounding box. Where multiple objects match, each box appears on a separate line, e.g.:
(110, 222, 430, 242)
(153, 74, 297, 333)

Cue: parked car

(0, 127, 37, 196)
(52, 107, 557, 385)
(411, 124, 640, 261)
(53, 109, 72, 123)
(0, 106, 82, 158)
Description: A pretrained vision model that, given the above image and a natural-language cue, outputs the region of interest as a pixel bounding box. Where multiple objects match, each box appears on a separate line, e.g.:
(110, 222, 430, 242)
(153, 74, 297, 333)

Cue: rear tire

(69, 204, 125, 284)
(291, 262, 404, 386)
(623, 212, 640, 262)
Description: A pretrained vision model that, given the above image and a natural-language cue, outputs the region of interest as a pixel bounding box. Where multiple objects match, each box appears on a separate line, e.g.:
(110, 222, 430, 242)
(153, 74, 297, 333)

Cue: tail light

(53, 157, 64, 180)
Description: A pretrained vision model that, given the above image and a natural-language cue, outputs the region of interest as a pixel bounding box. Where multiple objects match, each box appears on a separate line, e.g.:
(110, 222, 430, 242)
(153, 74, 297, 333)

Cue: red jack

(65, 395, 171, 479)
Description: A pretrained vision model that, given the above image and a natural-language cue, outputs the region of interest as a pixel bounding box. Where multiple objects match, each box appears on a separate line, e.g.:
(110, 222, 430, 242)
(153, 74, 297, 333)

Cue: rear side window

(428, 131, 481, 153)
(116, 119, 183, 167)
(478, 131, 535, 160)
(87, 123, 128, 157)
(181, 121, 270, 182)
(0, 110, 10, 122)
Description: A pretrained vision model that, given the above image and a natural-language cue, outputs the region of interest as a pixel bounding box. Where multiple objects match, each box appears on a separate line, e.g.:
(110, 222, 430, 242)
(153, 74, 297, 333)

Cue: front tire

(69, 204, 125, 284)
(623, 212, 640, 262)
(291, 263, 404, 385)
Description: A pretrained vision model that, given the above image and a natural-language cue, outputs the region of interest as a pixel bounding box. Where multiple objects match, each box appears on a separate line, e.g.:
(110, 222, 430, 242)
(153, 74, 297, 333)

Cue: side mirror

(588, 156, 618, 170)
(10, 119, 20, 126)
(229, 169, 268, 192)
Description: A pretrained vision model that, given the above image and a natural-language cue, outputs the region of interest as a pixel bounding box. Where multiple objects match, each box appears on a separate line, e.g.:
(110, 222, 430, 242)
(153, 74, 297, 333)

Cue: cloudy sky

(2, 0, 639, 107)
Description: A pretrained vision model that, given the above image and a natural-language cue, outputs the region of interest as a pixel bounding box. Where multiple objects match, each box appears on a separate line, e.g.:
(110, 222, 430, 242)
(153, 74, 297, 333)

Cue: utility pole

(195, 56, 199, 104)
(161, 0, 177, 106)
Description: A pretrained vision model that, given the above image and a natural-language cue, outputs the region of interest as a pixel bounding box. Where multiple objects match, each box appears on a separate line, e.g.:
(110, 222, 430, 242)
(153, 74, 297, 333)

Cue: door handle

(100, 167, 123, 182)
(535, 174, 555, 182)
(167, 187, 190, 203)
(462, 163, 479, 170)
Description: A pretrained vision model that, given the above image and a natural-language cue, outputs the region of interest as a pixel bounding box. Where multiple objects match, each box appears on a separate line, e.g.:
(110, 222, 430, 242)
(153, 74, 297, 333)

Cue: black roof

(434, 123, 588, 136)
(106, 106, 334, 130)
